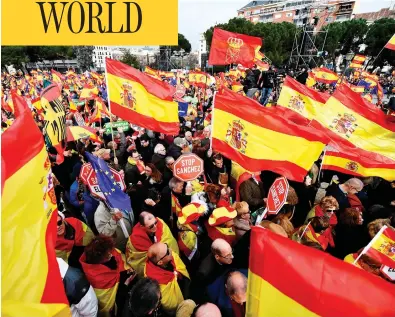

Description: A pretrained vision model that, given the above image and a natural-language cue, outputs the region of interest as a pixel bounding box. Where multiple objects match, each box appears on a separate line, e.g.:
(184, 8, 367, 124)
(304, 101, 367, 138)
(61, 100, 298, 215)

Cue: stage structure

(157, 46, 177, 71)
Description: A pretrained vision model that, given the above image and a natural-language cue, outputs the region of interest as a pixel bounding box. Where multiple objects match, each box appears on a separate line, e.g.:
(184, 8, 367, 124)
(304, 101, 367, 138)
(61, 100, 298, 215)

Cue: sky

(178, 0, 395, 50)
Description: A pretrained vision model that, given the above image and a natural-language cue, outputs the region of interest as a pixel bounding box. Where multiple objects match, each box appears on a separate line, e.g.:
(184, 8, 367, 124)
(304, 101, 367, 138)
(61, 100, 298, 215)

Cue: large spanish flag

(247, 226, 395, 317)
(311, 67, 338, 84)
(208, 27, 262, 68)
(322, 148, 395, 181)
(384, 34, 395, 50)
(212, 87, 327, 181)
(106, 58, 179, 135)
(277, 76, 329, 122)
(316, 84, 395, 161)
(2, 93, 69, 317)
(362, 225, 395, 268)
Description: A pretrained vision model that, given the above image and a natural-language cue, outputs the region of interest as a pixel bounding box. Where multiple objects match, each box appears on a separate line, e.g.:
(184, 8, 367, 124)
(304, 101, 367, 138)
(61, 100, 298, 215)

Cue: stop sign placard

(267, 177, 289, 215)
(173, 153, 204, 182)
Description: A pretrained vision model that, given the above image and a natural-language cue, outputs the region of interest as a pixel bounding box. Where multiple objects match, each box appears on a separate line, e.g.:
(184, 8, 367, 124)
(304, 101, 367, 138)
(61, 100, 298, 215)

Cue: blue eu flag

(85, 152, 131, 212)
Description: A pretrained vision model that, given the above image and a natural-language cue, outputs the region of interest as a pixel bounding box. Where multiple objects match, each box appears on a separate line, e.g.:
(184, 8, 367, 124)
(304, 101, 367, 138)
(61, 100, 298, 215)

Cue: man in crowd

(126, 211, 179, 276)
(326, 178, 364, 211)
(145, 242, 190, 314)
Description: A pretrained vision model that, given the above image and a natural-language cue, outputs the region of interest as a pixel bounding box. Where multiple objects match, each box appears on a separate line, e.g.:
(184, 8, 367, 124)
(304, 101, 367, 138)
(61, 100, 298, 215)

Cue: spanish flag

(80, 83, 99, 100)
(255, 50, 265, 61)
(384, 34, 395, 50)
(90, 71, 101, 80)
(311, 67, 338, 84)
(2, 93, 69, 317)
(349, 62, 363, 69)
(189, 71, 209, 88)
(55, 217, 95, 262)
(230, 161, 258, 201)
(66, 126, 102, 143)
(306, 72, 316, 88)
(322, 148, 395, 181)
(352, 54, 366, 64)
(315, 84, 395, 161)
(361, 225, 395, 268)
(246, 226, 395, 317)
(361, 71, 379, 82)
(80, 248, 131, 316)
(231, 81, 244, 93)
(255, 60, 270, 71)
(277, 76, 329, 123)
(126, 217, 179, 277)
(106, 58, 179, 135)
(51, 69, 63, 85)
(68, 98, 77, 112)
(212, 87, 327, 181)
(208, 27, 262, 68)
(347, 83, 365, 94)
(144, 252, 190, 313)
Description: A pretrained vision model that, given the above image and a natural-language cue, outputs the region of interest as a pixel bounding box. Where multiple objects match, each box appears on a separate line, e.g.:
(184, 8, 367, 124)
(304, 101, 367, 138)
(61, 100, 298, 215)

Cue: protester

(145, 242, 190, 314)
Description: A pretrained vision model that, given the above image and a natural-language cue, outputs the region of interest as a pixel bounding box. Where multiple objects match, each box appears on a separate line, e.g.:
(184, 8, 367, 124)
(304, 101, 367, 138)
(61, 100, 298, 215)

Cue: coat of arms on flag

(345, 161, 359, 172)
(329, 113, 357, 137)
(225, 120, 248, 154)
(226, 37, 244, 64)
(288, 95, 305, 112)
(120, 82, 136, 110)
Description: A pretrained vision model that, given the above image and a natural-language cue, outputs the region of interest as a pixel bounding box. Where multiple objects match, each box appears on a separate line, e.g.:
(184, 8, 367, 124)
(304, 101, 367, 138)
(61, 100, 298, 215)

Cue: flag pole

(209, 91, 217, 151)
(368, 46, 385, 70)
(317, 147, 327, 183)
(353, 225, 387, 265)
(103, 57, 117, 160)
(299, 220, 312, 240)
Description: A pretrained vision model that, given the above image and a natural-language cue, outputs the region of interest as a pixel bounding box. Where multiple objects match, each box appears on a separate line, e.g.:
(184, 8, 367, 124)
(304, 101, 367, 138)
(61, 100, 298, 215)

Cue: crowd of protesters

(1, 62, 395, 317)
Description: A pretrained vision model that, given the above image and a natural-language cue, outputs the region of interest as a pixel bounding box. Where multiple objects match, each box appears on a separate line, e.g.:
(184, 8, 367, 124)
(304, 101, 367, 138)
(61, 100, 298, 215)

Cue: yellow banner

(2, 0, 178, 45)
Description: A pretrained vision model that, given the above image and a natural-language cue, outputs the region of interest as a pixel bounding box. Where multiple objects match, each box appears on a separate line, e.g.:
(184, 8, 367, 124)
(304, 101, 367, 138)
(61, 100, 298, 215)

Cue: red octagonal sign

(267, 177, 289, 215)
(173, 153, 204, 182)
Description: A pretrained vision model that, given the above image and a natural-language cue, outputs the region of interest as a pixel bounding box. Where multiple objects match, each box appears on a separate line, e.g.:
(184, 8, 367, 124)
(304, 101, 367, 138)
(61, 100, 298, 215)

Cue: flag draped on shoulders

(208, 28, 262, 68)
(2, 93, 69, 317)
(106, 58, 179, 135)
(212, 87, 327, 181)
(80, 248, 130, 316)
(246, 226, 395, 317)
(144, 252, 189, 313)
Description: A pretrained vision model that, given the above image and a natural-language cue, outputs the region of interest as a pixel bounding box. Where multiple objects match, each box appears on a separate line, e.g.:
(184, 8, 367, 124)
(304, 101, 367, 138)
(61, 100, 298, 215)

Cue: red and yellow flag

(2, 93, 69, 317)
(80, 248, 130, 315)
(80, 83, 99, 100)
(384, 34, 395, 50)
(255, 60, 270, 72)
(349, 62, 363, 69)
(51, 69, 64, 85)
(352, 54, 366, 64)
(315, 84, 395, 161)
(189, 71, 209, 88)
(231, 81, 244, 93)
(322, 148, 395, 181)
(277, 76, 329, 123)
(144, 66, 161, 80)
(208, 27, 262, 68)
(66, 126, 102, 143)
(212, 87, 327, 181)
(247, 226, 395, 317)
(311, 67, 338, 84)
(106, 58, 179, 135)
(363, 225, 395, 268)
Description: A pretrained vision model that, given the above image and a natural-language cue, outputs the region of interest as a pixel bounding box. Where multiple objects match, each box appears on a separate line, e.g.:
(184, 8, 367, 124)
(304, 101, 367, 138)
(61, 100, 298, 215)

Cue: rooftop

(238, 0, 284, 11)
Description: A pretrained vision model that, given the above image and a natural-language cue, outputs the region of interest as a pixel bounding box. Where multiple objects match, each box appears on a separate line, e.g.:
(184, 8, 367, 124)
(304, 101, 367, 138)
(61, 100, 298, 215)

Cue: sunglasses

(157, 243, 170, 264)
(57, 219, 63, 226)
(148, 220, 158, 230)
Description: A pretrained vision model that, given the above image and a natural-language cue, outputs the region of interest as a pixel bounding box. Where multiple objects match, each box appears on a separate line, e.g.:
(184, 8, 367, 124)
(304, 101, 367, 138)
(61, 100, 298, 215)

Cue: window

(286, 12, 293, 17)
(245, 11, 251, 16)
(274, 13, 282, 19)
(326, 16, 333, 22)
(253, 9, 260, 14)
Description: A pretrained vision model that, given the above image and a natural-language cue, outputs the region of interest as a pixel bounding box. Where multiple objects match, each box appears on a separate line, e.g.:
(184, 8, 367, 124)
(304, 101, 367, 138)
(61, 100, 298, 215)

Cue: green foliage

(1, 46, 75, 68)
(120, 49, 140, 69)
(73, 46, 94, 71)
(364, 18, 395, 64)
(160, 33, 192, 54)
(204, 18, 297, 66)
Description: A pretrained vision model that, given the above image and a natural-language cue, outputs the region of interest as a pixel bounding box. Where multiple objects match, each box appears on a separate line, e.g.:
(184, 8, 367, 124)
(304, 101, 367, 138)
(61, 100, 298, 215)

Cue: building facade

(237, 0, 356, 30)
(92, 46, 114, 70)
(354, 7, 395, 25)
(198, 33, 208, 67)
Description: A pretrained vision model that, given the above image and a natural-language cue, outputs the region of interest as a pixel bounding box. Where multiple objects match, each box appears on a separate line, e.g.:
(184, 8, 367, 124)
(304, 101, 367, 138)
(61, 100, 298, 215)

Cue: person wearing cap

(177, 203, 207, 263)
(205, 206, 237, 246)
(126, 211, 179, 277)
(144, 242, 190, 315)
(167, 137, 188, 160)
(55, 212, 95, 266)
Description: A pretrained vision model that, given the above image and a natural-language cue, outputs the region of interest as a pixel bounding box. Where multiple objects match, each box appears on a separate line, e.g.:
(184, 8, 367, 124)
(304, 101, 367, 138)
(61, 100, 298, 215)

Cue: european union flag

(178, 101, 189, 117)
(86, 152, 131, 212)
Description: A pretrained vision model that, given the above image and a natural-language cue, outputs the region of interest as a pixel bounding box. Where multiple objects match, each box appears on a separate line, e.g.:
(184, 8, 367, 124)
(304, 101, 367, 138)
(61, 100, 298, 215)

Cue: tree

(161, 33, 192, 54)
(73, 46, 94, 71)
(364, 18, 395, 65)
(1, 46, 29, 69)
(119, 49, 140, 69)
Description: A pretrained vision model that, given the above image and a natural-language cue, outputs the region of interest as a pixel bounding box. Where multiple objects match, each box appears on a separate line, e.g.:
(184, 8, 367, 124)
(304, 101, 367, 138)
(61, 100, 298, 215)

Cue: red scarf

(130, 218, 163, 251)
(314, 205, 337, 226)
(145, 258, 178, 285)
(56, 217, 84, 252)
